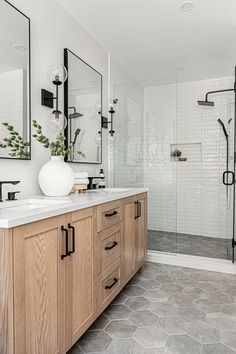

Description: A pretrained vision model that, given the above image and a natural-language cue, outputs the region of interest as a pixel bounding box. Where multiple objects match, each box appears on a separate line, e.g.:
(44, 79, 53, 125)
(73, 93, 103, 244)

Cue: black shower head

(69, 107, 83, 119)
(198, 99, 214, 107)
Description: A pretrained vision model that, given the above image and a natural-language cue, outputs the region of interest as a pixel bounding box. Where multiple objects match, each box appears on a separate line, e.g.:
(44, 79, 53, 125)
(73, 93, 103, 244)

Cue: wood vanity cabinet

(0, 192, 147, 354)
(123, 193, 147, 282)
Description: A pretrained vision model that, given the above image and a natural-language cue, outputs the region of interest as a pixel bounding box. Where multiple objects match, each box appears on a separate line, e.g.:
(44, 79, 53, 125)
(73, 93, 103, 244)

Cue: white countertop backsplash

(0, 188, 148, 228)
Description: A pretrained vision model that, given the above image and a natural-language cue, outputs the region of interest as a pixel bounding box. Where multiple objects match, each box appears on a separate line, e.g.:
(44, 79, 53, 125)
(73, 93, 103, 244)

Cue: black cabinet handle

(105, 277, 118, 289)
(68, 223, 75, 255)
(105, 210, 118, 217)
(135, 201, 138, 219)
(61, 226, 69, 260)
(135, 201, 142, 219)
(137, 201, 142, 218)
(105, 241, 118, 250)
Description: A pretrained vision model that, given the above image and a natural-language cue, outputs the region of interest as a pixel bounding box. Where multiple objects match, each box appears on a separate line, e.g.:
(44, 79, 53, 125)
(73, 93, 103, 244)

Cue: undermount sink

(0, 198, 71, 212)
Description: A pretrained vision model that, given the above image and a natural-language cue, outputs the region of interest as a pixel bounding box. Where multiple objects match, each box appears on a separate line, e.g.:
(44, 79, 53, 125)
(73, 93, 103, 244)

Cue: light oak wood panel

(13, 215, 66, 354)
(97, 200, 121, 232)
(122, 200, 135, 281)
(135, 197, 147, 271)
(0, 228, 14, 354)
(66, 207, 95, 347)
(96, 257, 122, 313)
(96, 224, 121, 275)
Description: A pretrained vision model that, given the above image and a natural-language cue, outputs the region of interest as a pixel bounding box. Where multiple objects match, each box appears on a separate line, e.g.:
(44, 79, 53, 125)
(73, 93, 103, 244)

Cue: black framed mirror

(64, 48, 102, 164)
(0, 0, 31, 160)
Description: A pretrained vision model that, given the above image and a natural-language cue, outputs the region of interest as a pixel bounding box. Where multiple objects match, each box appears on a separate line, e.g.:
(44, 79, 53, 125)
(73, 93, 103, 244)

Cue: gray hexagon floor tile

(158, 316, 186, 335)
(166, 334, 201, 354)
(140, 271, 157, 280)
(155, 275, 177, 284)
(168, 294, 194, 307)
(194, 298, 222, 313)
(222, 303, 236, 315)
(112, 291, 128, 305)
(105, 319, 137, 338)
(89, 314, 110, 330)
(160, 284, 183, 294)
(129, 309, 159, 327)
(205, 313, 236, 330)
(144, 289, 169, 302)
(208, 291, 234, 304)
(106, 338, 143, 354)
(150, 301, 178, 317)
(128, 275, 142, 286)
(135, 326, 168, 348)
(201, 343, 236, 354)
(185, 320, 220, 344)
(183, 287, 208, 300)
(126, 296, 151, 310)
(177, 306, 205, 321)
(104, 304, 132, 320)
(67, 344, 83, 354)
(197, 281, 220, 293)
(221, 330, 236, 351)
(140, 279, 161, 289)
(123, 285, 145, 297)
(144, 348, 165, 353)
(221, 286, 236, 296)
(78, 330, 112, 353)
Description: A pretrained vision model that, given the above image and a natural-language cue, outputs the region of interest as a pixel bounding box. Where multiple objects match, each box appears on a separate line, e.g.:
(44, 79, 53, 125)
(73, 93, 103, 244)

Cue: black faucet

(0, 181, 20, 202)
(87, 177, 105, 190)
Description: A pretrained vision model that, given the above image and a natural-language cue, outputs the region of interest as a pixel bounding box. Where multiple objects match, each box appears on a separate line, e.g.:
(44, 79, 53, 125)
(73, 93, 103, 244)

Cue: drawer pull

(105, 210, 118, 217)
(68, 224, 75, 255)
(105, 277, 118, 289)
(61, 226, 69, 260)
(105, 241, 118, 250)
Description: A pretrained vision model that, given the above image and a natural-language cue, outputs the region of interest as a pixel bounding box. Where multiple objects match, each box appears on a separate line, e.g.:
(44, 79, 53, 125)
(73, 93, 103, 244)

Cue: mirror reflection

(0, 0, 30, 159)
(64, 49, 102, 164)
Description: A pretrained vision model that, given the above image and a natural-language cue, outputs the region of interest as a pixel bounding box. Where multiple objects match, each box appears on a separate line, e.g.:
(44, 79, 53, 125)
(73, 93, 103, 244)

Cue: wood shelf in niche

(170, 143, 202, 162)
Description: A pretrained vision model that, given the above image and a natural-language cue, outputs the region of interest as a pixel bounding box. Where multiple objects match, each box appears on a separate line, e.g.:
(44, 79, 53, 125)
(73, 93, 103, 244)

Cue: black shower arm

(205, 87, 235, 101)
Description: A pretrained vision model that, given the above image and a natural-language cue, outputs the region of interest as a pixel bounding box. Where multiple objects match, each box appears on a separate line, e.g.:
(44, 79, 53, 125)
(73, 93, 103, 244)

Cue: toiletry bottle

(99, 169, 106, 188)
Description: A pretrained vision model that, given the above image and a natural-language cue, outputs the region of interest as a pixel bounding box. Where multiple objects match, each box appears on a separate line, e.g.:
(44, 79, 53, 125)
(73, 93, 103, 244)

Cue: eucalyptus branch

(0, 122, 30, 159)
(32, 119, 73, 157)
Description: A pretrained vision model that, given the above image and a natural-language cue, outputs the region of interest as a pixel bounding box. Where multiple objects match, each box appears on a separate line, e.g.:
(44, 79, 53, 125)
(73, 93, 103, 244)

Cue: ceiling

(57, 0, 236, 85)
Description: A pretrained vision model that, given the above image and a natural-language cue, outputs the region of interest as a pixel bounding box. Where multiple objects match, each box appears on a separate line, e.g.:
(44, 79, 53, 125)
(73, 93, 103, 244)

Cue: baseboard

(147, 250, 236, 274)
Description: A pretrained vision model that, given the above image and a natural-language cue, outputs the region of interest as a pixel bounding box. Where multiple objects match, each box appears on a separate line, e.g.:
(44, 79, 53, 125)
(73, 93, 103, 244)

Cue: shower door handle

(223, 171, 235, 186)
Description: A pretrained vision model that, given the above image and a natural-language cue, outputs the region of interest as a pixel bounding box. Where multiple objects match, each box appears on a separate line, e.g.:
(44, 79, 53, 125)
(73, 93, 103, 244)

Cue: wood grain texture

(13, 215, 66, 354)
(66, 207, 95, 347)
(135, 196, 147, 271)
(97, 200, 121, 232)
(0, 228, 14, 354)
(96, 224, 121, 275)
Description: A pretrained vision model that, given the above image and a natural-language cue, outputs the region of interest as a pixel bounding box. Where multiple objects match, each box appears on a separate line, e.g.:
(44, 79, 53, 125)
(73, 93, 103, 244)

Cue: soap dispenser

(99, 169, 106, 188)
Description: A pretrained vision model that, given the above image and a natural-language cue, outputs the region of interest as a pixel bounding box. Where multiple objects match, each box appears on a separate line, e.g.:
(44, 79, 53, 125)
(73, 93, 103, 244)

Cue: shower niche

(170, 143, 202, 163)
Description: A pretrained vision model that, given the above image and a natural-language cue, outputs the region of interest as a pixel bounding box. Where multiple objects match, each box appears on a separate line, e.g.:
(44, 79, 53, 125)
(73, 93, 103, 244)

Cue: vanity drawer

(97, 200, 121, 232)
(97, 258, 122, 312)
(97, 224, 121, 274)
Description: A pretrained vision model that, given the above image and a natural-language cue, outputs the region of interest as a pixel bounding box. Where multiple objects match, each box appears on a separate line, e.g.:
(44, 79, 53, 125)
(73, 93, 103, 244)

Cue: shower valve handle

(223, 171, 235, 186)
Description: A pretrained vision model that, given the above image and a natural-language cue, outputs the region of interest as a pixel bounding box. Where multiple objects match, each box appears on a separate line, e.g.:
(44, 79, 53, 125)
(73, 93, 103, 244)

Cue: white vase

(38, 156, 74, 197)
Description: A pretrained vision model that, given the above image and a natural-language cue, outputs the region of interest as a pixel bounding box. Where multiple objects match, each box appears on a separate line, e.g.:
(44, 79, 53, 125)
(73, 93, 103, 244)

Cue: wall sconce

(102, 99, 118, 137)
(41, 64, 68, 134)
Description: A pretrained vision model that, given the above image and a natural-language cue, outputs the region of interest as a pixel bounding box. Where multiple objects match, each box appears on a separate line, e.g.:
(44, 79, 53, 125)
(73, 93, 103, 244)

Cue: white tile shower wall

(144, 76, 234, 239)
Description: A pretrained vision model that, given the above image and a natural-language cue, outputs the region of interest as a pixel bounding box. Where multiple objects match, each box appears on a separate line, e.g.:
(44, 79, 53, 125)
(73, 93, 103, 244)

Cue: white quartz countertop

(0, 188, 148, 228)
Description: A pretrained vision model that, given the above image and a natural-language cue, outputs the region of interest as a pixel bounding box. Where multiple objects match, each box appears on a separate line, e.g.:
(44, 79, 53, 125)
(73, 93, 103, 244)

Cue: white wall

(144, 76, 234, 239)
(0, 0, 109, 199)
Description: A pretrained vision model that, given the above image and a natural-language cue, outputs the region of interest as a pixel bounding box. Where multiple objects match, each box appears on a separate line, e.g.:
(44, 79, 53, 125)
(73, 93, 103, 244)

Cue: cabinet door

(123, 199, 136, 281)
(13, 215, 66, 354)
(134, 197, 147, 270)
(66, 207, 95, 348)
